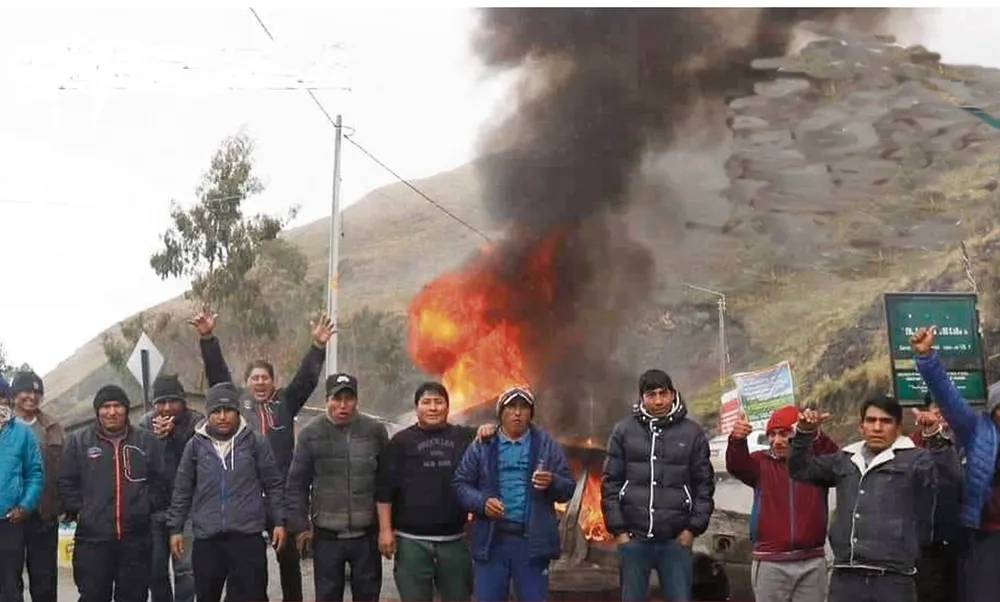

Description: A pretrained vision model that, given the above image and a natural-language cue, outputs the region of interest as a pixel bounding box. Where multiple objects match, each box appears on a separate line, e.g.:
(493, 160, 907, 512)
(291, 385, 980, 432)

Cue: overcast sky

(1, 7, 998, 376)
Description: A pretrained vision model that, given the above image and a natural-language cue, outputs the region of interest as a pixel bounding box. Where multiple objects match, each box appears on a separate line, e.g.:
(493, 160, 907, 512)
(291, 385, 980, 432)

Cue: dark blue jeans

(473, 533, 549, 602)
(150, 516, 194, 602)
(618, 537, 693, 602)
(829, 568, 916, 602)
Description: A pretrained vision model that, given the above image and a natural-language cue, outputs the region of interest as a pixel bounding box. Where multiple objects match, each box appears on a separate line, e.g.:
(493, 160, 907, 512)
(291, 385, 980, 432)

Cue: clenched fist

(910, 327, 935, 356)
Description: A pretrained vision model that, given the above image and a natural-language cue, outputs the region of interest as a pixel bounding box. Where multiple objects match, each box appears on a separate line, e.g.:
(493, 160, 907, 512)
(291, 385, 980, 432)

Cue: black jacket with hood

(600, 397, 715, 541)
(198, 335, 325, 473)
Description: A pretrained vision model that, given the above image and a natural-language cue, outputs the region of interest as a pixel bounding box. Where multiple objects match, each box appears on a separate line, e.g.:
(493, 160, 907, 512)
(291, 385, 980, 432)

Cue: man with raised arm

(726, 406, 838, 602)
(911, 326, 1000, 602)
(789, 398, 957, 602)
(188, 305, 333, 602)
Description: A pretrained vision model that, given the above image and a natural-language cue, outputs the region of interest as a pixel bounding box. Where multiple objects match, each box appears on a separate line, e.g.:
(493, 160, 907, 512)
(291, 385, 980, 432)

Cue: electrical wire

(248, 7, 492, 243)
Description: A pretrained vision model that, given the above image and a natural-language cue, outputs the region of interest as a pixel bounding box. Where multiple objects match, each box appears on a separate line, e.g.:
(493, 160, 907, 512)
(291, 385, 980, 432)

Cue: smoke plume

(465, 8, 892, 437)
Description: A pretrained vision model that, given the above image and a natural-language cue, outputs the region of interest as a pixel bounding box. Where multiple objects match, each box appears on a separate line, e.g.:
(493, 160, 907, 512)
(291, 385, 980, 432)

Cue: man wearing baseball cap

(9, 370, 65, 602)
(58, 385, 170, 602)
(287, 373, 389, 602)
(452, 386, 575, 602)
(726, 405, 839, 602)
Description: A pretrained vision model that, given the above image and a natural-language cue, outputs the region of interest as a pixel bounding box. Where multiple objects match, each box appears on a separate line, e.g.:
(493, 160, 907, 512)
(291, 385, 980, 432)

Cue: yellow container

(57, 523, 75, 565)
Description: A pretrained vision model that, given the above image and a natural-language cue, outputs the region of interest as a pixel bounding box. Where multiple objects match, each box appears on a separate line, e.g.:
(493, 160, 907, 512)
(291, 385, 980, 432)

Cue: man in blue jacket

(165, 383, 287, 602)
(452, 387, 575, 602)
(912, 326, 1000, 602)
(0, 375, 44, 602)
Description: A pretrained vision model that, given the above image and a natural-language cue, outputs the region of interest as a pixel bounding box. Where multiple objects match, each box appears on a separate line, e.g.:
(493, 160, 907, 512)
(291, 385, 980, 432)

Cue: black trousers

(0, 520, 24, 602)
(829, 568, 917, 602)
(312, 530, 382, 602)
(72, 536, 153, 602)
(916, 541, 959, 602)
(16, 513, 58, 602)
(272, 524, 302, 601)
(192, 533, 268, 602)
(962, 529, 1000, 602)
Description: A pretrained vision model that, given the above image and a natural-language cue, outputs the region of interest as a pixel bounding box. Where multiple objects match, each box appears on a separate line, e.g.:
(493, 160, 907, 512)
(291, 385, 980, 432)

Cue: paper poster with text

(732, 361, 796, 430)
(718, 388, 741, 436)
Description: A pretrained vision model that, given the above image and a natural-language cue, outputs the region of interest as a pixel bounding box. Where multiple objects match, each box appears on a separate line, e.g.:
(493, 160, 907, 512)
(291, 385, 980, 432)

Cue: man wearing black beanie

(138, 374, 202, 602)
(9, 370, 64, 602)
(58, 384, 170, 602)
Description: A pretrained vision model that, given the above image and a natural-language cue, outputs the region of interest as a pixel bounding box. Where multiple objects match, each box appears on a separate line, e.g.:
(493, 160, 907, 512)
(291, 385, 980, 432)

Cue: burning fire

(578, 468, 611, 541)
(407, 232, 611, 542)
(555, 459, 611, 542)
(406, 233, 561, 412)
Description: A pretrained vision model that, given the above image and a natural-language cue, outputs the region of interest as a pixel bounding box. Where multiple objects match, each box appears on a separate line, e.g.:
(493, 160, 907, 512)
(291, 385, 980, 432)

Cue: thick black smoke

(468, 8, 891, 439)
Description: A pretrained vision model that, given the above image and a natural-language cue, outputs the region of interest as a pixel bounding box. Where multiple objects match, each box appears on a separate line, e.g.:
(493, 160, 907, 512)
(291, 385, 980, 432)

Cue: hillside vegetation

(41, 32, 1000, 444)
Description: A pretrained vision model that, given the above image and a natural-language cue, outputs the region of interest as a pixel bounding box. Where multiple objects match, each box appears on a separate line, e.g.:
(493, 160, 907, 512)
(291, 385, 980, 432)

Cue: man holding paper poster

(732, 362, 796, 430)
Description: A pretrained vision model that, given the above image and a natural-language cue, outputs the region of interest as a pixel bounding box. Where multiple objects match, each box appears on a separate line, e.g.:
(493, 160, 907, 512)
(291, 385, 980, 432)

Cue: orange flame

(579, 468, 611, 541)
(406, 232, 562, 412)
(406, 230, 612, 540)
(555, 459, 611, 542)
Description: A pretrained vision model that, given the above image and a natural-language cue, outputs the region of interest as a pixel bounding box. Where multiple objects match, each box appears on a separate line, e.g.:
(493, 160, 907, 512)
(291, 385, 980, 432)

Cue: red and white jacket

(726, 433, 838, 562)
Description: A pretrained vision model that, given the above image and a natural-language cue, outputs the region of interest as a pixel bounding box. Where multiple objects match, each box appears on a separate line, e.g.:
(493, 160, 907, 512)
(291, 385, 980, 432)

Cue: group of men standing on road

(17, 308, 1000, 602)
(0, 301, 726, 602)
(724, 325, 1000, 602)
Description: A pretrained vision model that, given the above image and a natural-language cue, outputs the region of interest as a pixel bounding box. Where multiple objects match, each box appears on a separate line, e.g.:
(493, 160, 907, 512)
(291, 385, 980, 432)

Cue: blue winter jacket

(165, 419, 285, 539)
(0, 418, 44, 517)
(452, 424, 575, 563)
(916, 351, 999, 528)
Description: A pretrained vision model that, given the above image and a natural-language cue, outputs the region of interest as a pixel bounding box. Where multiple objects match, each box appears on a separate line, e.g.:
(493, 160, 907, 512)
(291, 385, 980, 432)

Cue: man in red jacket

(726, 405, 838, 602)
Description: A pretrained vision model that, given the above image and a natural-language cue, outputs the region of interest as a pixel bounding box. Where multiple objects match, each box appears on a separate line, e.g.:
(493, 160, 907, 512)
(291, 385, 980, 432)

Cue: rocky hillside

(42, 30, 1000, 442)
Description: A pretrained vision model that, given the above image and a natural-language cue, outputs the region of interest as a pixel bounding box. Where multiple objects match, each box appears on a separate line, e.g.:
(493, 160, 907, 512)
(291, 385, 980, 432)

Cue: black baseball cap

(326, 373, 358, 398)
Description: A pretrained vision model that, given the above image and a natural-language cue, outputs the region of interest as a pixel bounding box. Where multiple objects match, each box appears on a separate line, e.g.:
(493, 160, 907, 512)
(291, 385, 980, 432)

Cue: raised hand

(311, 313, 336, 346)
(796, 408, 831, 432)
(911, 407, 942, 434)
(730, 412, 752, 439)
(910, 326, 936, 356)
(187, 303, 218, 337)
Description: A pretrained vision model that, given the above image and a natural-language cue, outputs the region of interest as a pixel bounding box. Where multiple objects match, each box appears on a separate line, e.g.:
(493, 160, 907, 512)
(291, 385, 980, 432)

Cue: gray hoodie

(165, 417, 285, 539)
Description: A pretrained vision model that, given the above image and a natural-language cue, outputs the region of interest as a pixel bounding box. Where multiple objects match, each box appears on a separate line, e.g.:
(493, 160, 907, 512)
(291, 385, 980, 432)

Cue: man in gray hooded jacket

(165, 383, 286, 602)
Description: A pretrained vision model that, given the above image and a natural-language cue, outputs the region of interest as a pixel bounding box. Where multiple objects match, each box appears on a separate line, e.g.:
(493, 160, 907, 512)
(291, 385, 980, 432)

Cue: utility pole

(326, 114, 344, 377)
(685, 283, 729, 387)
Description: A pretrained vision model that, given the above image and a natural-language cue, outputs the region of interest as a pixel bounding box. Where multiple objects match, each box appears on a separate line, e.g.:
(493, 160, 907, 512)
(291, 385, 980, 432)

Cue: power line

(342, 135, 492, 243)
(248, 7, 492, 243)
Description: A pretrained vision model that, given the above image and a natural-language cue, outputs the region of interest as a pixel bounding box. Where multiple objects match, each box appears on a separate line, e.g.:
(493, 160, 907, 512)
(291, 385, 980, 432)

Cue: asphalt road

(56, 552, 401, 601)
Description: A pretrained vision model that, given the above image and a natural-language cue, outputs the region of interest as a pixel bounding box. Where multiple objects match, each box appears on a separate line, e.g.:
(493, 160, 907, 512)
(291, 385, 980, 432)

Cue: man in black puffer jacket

(600, 369, 715, 602)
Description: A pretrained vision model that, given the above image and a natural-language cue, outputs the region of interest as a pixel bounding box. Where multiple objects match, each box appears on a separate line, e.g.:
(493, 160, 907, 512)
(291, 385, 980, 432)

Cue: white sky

(0, 7, 998, 376)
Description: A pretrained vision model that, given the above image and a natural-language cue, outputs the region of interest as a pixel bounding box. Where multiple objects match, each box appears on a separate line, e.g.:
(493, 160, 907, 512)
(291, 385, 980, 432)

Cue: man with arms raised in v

(189, 306, 334, 602)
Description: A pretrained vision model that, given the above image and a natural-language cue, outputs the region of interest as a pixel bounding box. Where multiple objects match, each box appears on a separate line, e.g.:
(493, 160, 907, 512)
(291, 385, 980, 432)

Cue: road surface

(55, 552, 400, 601)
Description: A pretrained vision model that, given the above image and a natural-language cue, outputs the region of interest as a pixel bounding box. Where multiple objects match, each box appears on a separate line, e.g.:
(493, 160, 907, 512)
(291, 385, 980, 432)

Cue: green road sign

(884, 292, 986, 404)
